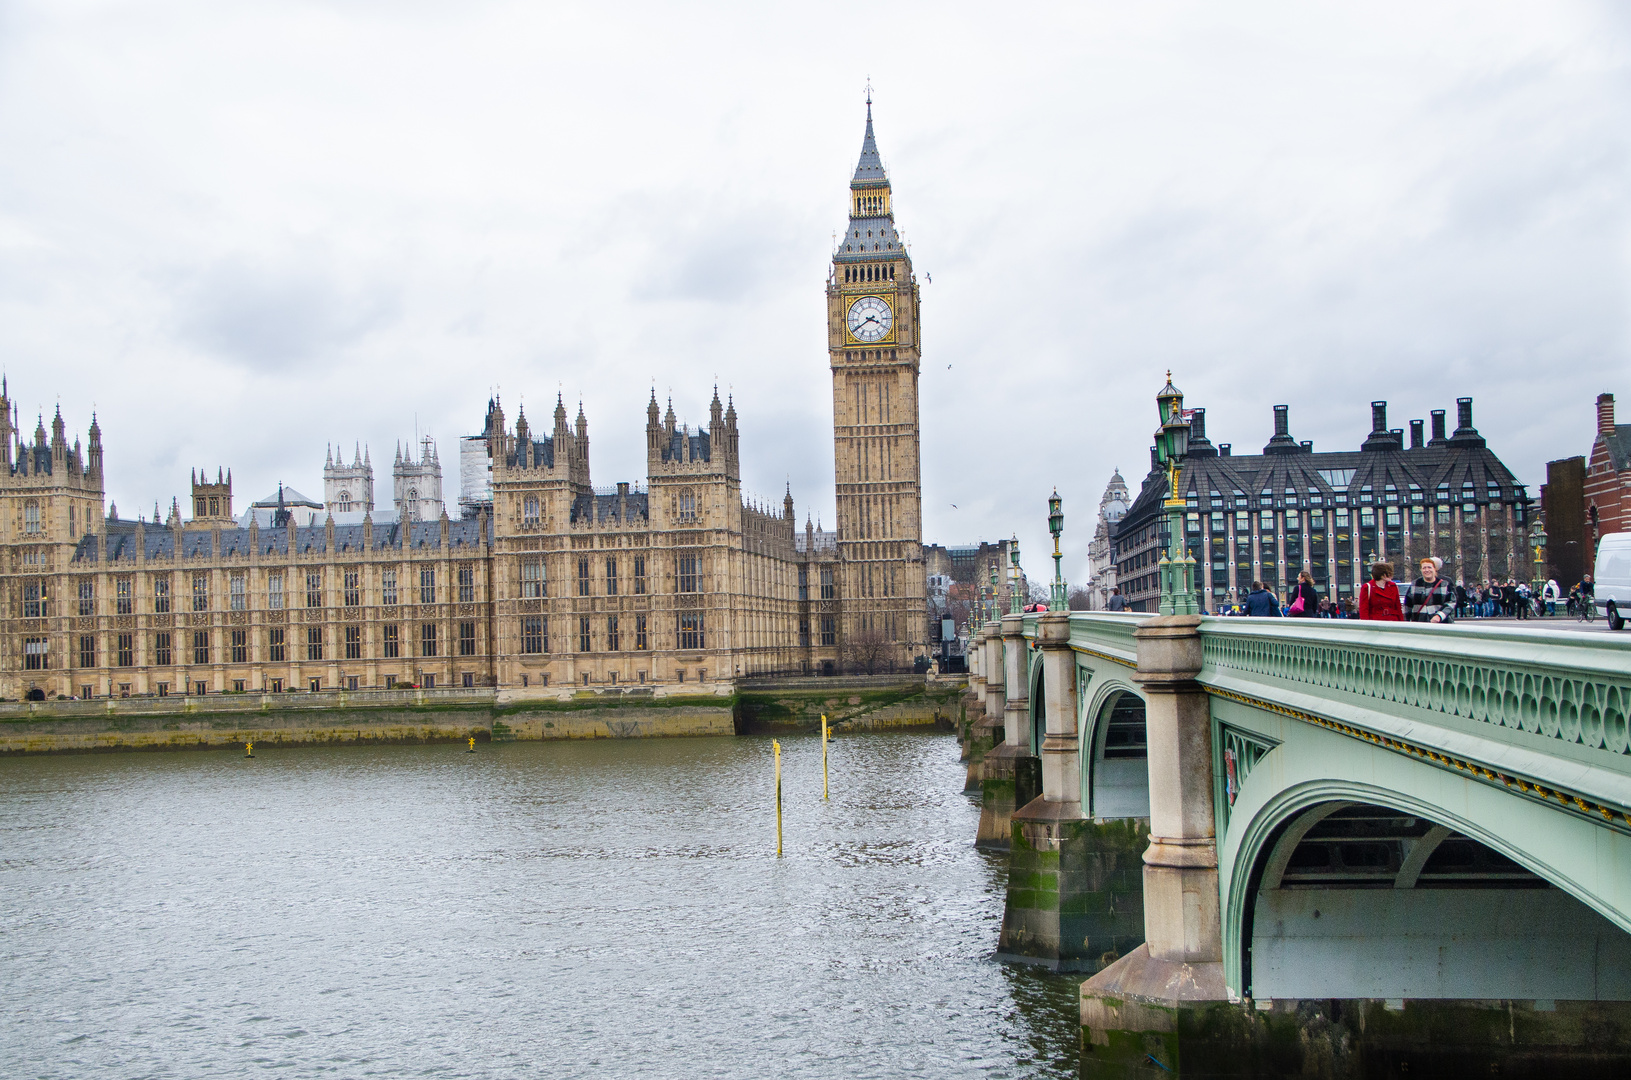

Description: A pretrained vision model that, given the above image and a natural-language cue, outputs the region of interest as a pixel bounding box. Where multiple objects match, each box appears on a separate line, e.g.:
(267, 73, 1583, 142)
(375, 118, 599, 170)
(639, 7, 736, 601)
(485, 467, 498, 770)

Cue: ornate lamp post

(987, 563, 998, 625)
(1153, 373, 1198, 616)
(1531, 521, 1547, 592)
(1048, 488, 1066, 608)
(1009, 535, 1024, 615)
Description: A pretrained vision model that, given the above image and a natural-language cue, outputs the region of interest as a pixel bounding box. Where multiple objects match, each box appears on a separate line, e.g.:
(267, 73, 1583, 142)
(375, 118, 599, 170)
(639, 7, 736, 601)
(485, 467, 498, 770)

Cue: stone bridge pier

(977, 615, 1039, 849)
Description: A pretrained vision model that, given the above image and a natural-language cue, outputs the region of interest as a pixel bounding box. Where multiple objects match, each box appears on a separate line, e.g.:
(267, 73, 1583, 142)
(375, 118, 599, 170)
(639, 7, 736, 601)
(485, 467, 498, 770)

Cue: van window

(1600, 539, 1631, 585)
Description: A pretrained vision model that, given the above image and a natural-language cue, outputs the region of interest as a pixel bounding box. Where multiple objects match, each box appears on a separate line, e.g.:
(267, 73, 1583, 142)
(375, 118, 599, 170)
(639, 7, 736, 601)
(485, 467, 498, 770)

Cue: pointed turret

(710, 385, 723, 433)
(87, 412, 102, 478)
(853, 90, 886, 185)
(51, 405, 67, 460)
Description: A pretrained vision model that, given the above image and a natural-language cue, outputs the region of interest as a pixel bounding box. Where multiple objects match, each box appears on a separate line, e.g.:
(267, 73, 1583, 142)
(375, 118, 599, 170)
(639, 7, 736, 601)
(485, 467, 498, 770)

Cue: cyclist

(1578, 574, 1597, 621)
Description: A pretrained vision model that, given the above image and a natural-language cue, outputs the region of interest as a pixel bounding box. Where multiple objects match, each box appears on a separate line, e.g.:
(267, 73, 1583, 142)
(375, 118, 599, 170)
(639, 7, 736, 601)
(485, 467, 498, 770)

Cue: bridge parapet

(1196, 619, 1631, 836)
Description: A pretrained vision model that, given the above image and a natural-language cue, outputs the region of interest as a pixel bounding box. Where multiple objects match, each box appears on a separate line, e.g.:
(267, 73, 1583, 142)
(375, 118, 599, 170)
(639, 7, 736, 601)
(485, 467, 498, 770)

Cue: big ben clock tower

(828, 92, 927, 665)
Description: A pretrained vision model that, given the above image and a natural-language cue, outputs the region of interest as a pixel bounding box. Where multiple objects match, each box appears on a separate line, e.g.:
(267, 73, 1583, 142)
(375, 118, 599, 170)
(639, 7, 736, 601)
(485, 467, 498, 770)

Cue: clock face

(847, 295, 893, 343)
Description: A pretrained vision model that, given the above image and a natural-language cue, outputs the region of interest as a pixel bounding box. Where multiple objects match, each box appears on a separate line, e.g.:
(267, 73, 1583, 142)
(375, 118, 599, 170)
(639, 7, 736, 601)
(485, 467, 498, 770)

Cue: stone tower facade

(324, 444, 374, 514)
(826, 94, 927, 665)
(189, 468, 233, 526)
(393, 437, 444, 522)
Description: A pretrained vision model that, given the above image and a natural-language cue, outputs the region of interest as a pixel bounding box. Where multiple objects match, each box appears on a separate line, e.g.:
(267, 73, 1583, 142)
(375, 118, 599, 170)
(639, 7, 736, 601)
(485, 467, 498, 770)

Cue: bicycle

(1579, 596, 1597, 623)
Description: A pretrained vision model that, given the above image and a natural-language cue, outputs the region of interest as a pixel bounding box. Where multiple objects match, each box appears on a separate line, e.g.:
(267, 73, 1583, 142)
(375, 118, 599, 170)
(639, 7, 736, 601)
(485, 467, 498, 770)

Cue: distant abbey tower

(826, 93, 927, 664)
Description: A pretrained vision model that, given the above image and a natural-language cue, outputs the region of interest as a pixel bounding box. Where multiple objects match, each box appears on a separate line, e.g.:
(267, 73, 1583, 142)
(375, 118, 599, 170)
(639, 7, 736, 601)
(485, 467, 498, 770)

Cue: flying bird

(926, 273, 933, 283)
(951, 503, 958, 509)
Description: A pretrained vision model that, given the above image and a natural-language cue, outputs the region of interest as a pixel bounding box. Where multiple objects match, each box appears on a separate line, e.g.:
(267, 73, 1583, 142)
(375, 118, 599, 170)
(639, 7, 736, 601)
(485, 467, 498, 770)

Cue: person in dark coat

(1289, 570, 1320, 617)
(1243, 581, 1281, 617)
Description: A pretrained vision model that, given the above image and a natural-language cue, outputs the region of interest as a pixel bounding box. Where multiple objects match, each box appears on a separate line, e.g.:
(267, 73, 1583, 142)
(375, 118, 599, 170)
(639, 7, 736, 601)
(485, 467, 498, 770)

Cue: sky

(1, 1, 1627, 585)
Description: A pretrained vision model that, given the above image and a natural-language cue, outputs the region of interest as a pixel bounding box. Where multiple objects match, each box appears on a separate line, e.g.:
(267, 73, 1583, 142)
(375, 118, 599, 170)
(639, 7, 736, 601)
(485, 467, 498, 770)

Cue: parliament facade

(2, 102, 928, 700)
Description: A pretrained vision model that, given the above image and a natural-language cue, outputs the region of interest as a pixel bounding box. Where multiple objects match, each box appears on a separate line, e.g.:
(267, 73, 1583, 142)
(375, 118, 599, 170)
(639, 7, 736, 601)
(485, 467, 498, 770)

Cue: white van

(1594, 532, 1630, 631)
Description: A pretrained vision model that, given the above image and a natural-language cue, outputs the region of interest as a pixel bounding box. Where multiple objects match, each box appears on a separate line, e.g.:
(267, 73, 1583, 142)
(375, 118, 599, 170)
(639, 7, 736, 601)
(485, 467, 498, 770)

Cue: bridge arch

(1223, 764, 1631, 1002)
(1025, 648, 1044, 757)
(1077, 673, 1150, 819)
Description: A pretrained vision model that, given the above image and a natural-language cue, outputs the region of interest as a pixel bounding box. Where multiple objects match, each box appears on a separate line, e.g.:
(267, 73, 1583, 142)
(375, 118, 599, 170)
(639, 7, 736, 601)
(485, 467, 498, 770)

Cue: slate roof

(660, 428, 710, 464)
(507, 436, 554, 469)
(1600, 430, 1631, 473)
(852, 101, 886, 185)
(570, 491, 650, 526)
(1118, 407, 1528, 535)
(73, 518, 486, 563)
(836, 217, 902, 261)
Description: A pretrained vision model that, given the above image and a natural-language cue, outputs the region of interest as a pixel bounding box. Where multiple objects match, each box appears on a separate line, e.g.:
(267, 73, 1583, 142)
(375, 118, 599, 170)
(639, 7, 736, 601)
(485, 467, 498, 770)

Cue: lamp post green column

(1154, 373, 1199, 617)
(1048, 489, 1067, 609)
(1009, 535, 1024, 615)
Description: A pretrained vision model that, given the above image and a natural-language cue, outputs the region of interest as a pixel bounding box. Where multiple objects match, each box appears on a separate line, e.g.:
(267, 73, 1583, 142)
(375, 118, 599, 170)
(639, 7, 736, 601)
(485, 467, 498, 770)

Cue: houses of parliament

(0, 101, 928, 700)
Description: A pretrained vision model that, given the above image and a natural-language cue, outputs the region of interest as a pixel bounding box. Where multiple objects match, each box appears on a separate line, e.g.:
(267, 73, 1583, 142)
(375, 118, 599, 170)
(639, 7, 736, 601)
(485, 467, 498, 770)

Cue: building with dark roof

(1, 98, 932, 698)
(1112, 394, 1533, 613)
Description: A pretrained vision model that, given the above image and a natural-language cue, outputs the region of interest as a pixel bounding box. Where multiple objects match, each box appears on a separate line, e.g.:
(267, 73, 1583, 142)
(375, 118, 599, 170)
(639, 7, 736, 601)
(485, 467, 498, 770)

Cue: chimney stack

(1599, 393, 1616, 437)
(1410, 419, 1424, 449)
(1274, 405, 1289, 437)
(1370, 401, 1388, 433)
(1430, 410, 1447, 444)
(1456, 397, 1474, 433)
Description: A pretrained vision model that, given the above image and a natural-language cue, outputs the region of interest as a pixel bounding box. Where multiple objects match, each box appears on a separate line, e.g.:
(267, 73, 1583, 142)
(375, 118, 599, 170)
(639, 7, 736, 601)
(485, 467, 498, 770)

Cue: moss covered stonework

(733, 675, 962, 735)
(1080, 995, 1631, 1079)
(998, 807, 1147, 972)
(0, 688, 734, 754)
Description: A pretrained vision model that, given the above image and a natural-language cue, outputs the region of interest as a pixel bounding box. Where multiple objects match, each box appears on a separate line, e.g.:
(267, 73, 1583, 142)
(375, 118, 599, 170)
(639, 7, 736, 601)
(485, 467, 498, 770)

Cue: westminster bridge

(962, 611, 1631, 1077)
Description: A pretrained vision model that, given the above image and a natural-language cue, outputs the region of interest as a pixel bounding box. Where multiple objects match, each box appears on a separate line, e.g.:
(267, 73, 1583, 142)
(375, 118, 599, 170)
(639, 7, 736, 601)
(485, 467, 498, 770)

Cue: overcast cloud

(1, 1, 1626, 583)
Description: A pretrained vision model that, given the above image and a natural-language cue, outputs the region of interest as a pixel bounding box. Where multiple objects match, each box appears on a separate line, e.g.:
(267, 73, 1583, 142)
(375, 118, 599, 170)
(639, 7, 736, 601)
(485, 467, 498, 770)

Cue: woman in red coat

(1358, 561, 1403, 621)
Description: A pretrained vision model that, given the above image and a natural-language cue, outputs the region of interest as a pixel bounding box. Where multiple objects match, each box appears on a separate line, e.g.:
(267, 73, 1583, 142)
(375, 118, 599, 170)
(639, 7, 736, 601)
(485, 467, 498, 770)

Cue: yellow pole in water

(773, 739, 783, 857)
(245, 740, 253, 759)
(821, 714, 829, 800)
(468, 736, 476, 753)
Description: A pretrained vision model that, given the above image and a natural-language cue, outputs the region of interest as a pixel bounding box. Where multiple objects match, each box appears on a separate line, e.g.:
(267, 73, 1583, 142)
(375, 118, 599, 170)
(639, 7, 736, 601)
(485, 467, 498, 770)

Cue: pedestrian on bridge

(1358, 562, 1403, 621)
(1243, 581, 1281, 617)
(1406, 557, 1455, 623)
(1289, 570, 1321, 617)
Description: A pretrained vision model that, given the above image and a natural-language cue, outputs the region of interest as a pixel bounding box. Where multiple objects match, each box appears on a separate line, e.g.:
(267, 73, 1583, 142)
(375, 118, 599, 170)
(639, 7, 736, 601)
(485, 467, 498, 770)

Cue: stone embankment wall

(734, 675, 966, 734)
(0, 686, 735, 755)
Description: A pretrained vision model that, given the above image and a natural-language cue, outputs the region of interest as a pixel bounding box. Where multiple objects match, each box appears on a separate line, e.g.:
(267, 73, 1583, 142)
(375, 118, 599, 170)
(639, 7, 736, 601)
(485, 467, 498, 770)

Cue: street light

(1048, 488, 1066, 608)
(1009, 534, 1023, 615)
(988, 563, 998, 626)
(1531, 521, 1547, 591)
(1152, 372, 1198, 616)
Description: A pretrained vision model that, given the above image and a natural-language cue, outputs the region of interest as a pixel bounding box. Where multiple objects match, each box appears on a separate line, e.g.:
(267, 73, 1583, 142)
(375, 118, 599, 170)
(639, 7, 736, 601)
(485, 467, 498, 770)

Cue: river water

(1, 732, 1082, 1078)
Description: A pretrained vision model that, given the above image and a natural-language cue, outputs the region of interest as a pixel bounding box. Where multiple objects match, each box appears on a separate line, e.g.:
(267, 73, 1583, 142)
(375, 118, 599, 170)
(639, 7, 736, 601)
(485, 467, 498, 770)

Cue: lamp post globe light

(988, 563, 999, 626)
(1048, 488, 1066, 608)
(1009, 535, 1024, 615)
(1153, 372, 1199, 616)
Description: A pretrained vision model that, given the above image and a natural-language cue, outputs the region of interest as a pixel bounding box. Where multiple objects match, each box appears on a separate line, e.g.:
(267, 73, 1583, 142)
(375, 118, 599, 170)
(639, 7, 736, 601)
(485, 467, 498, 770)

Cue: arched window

(678, 490, 697, 523)
(523, 496, 539, 524)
